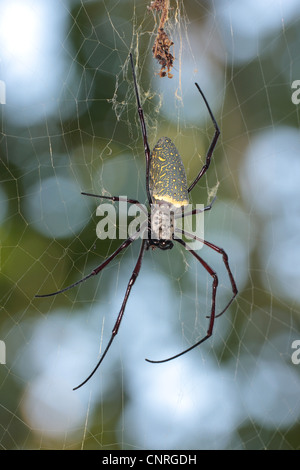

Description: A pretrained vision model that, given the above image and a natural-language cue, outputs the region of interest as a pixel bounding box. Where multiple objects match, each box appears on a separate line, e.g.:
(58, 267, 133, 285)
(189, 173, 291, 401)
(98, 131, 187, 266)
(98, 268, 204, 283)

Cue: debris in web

(148, 0, 174, 78)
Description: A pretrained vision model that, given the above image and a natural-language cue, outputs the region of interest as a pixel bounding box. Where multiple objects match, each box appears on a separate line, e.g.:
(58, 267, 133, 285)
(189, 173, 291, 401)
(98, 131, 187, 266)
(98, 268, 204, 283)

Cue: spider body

(147, 202, 175, 250)
(147, 136, 189, 250)
(36, 53, 238, 390)
(149, 136, 189, 207)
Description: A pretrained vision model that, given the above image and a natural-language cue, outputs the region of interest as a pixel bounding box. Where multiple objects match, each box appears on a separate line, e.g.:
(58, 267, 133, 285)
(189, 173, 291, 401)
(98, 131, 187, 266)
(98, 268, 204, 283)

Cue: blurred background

(1, 0, 300, 450)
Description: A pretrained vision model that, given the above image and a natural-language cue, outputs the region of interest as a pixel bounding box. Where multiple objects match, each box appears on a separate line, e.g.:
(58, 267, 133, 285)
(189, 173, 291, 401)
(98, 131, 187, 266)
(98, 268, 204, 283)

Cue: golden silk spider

(36, 53, 238, 390)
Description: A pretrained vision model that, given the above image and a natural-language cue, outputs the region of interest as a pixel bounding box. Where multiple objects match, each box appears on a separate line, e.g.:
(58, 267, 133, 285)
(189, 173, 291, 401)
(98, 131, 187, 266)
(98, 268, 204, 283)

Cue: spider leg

(129, 53, 152, 205)
(35, 233, 138, 298)
(175, 228, 238, 318)
(81, 193, 148, 215)
(174, 196, 217, 219)
(73, 239, 147, 390)
(188, 84, 220, 193)
(146, 238, 218, 364)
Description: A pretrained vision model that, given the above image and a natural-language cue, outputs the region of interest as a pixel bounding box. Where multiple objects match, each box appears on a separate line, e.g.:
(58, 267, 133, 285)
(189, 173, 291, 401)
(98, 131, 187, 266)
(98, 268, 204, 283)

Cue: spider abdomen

(149, 137, 189, 207)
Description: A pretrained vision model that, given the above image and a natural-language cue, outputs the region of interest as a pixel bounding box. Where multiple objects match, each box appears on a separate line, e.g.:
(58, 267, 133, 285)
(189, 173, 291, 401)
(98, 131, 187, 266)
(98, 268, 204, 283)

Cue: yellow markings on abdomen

(149, 136, 189, 206)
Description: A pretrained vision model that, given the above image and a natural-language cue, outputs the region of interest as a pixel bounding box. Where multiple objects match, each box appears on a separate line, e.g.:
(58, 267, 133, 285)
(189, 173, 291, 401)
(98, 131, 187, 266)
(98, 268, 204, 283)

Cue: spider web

(1, 0, 300, 451)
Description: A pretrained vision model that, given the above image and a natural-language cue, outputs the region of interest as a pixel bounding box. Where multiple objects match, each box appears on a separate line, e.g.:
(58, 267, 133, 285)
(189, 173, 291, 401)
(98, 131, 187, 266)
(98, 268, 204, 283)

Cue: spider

(36, 53, 238, 390)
